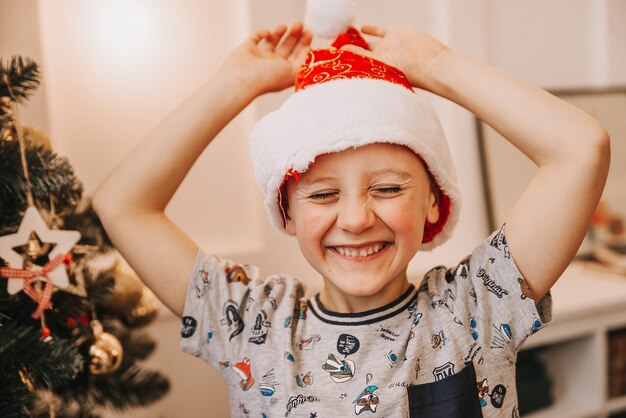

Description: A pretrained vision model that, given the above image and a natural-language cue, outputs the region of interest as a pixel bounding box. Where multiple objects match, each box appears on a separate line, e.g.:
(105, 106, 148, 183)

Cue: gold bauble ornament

(87, 320, 123, 375)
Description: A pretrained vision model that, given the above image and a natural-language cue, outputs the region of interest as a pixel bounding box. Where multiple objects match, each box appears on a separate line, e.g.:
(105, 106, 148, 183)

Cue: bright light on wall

(88, 0, 159, 63)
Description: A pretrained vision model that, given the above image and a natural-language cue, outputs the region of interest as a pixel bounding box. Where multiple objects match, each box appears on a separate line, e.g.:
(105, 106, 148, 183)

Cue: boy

(93, 20, 609, 418)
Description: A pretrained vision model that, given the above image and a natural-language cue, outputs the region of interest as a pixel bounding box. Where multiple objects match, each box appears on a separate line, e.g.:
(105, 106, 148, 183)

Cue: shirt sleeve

(179, 248, 305, 365)
(428, 224, 552, 359)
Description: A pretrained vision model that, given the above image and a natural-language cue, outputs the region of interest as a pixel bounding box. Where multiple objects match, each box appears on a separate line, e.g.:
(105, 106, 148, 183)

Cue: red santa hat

(249, 0, 460, 250)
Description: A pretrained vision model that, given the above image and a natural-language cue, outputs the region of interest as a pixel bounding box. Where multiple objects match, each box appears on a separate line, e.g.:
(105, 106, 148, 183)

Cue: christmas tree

(0, 56, 169, 418)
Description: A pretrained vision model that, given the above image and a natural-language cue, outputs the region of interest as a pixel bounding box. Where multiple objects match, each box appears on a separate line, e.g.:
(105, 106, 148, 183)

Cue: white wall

(2, 1, 623, 417)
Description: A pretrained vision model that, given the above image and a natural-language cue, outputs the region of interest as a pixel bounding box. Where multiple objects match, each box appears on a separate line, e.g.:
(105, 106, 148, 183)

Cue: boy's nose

(336, 197, 375, 234)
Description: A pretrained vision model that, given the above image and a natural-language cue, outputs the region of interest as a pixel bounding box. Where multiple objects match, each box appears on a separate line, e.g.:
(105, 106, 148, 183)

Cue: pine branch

(0, 320, 83, 389)
(0, 137, 82, 230)
(94, 366, 170, 409)
(0, 56, 40, 103)
(0, 375, 33, 418)
(87, 268, 116, 306)
(0, 103, 12, 128)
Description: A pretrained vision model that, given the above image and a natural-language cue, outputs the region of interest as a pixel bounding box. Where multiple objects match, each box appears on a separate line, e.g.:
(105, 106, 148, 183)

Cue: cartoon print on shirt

(490, 384, 507, 408)
(406, 300, 423, 339)
(432, 362, 455, 381)
(180, 316, 197, 338)
(285, 351, 296, 363)
(245, 295, 255, 312)
(431, 330, 448, 349)
(518, 277, 533, 300)
(464, 340, 482, 364)
(220, 300, 245, 341)
(285, 395, 320, 417)
(353, 385, 380, 415)
(298, 334, 321, 350)
(263, 284, 278, 310)
(477, 378, 507, 409)
(415, 359, 421, 379)
(259, 368, 280, 397)
(284, 315, 293, 328)
(477, 378, 490, 407)
(531, 317, 542, 334)
(431, 288, 455, 313)
(385, 350, 401, 368)
(337, 334, 360, 356)
(512, 406, 520, 418)
(195, 268, 210, 298)
(224, 264, 250, 286)
(249, 309, 271, 345)
(452, 256, 470, 280)
(477, 267, 510, 298)
(225, 263, 250, 285)
(489, 224, 511, 259)
(469, 316, 479, 340)
(378, 326, 400, 341)
(298, 299, 308, 320)
(232, 357, 255, 391)
(491, 323, 512, 349)
(322, 353, 355, 383)
(295, 371, 314, 388)
(206, 330, 213, 343)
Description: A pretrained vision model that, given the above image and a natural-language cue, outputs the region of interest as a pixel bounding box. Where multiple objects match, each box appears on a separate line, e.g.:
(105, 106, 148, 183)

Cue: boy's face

(285, 143, 439, 303)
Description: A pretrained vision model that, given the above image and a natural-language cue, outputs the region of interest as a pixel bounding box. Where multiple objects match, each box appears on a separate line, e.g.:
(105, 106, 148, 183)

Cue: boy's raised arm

(92, 23, 312, 316)
(428, 46, 609, 302)
(345, 25, 610, 301)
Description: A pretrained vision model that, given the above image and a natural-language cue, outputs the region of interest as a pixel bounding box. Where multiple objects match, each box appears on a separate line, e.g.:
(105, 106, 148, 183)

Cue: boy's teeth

(334, 243, 386, 258)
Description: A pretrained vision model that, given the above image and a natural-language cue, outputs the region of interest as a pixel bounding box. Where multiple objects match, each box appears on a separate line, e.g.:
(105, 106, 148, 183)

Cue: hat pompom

(305, 0, 356, 39)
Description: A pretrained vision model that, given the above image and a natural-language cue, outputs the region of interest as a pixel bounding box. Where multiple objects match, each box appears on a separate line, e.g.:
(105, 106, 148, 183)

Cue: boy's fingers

(291, 29, 313, 63)
(249, 29, 270, 45)
(361, 25, 386, 37)
(274, 22, 304, 57)
(261, 24, 288, 51)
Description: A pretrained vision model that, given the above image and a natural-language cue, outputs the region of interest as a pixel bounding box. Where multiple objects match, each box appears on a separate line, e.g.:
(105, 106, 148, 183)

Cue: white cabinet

(521, 262, 626, 418)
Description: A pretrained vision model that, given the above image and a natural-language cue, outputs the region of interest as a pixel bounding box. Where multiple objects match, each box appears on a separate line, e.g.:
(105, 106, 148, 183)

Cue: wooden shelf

(521, 261, 626, 418)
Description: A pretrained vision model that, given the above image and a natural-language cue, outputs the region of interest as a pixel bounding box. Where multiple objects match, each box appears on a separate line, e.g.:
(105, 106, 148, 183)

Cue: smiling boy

(93, 14, 609, 418)
(284, 144, 439, 312)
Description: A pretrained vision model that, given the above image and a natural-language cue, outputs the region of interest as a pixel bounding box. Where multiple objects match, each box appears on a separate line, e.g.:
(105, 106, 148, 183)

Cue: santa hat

(249, 0, 460, 250)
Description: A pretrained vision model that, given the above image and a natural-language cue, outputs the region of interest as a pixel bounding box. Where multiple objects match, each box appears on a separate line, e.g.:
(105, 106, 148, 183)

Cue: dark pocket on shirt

(407, 362, 483, 418)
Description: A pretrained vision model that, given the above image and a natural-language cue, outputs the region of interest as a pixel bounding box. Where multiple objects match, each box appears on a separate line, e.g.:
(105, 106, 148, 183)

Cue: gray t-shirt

(181, 225, 552, 418)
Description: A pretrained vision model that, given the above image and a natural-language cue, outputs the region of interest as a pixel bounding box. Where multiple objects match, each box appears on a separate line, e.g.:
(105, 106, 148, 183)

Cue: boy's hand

(221, 22, 313, 96)
(341, 25, 448, 92)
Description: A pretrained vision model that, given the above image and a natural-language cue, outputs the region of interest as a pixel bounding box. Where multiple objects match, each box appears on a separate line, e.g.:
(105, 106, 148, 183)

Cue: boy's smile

(285, 143, 440, 313)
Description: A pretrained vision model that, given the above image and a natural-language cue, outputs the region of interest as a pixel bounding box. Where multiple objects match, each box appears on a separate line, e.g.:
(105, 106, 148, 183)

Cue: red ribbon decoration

(0, 253, 65, 319)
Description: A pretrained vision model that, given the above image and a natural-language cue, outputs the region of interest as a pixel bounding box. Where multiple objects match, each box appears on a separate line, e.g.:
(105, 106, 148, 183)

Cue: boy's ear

(285, 214, 296, 235)
(426, 190, 440, 224)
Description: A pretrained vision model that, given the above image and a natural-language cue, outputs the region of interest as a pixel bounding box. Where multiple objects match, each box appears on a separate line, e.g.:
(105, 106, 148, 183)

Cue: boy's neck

(318, 278, 411, 314)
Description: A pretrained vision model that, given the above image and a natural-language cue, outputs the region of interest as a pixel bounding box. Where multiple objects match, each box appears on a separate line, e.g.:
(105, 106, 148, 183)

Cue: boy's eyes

(307, 186, 403, 201)
(375, 186, 403, 194)
(308, 192, 337, 200)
